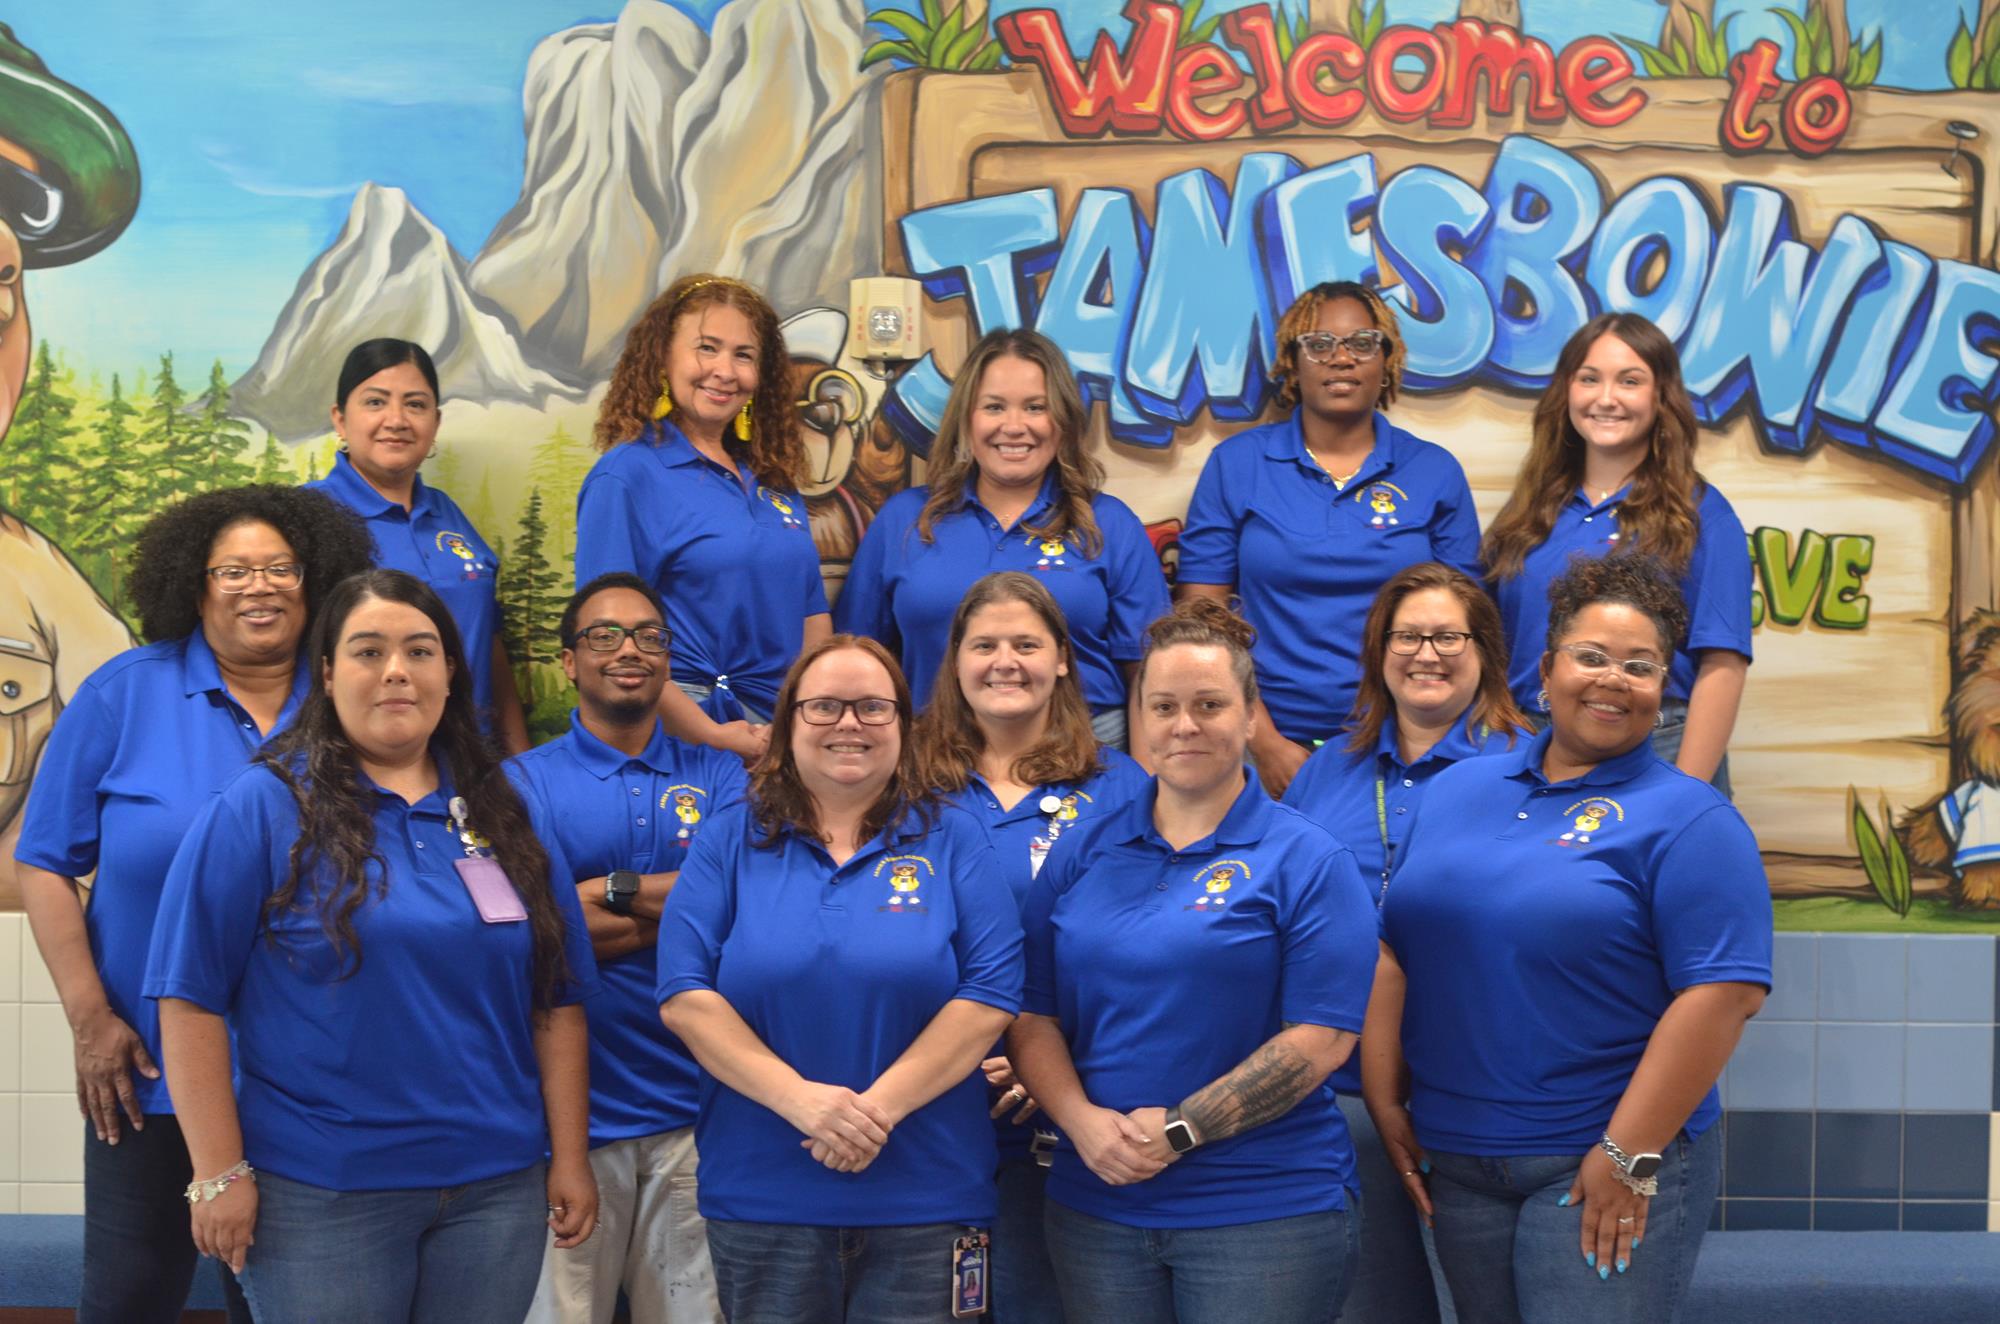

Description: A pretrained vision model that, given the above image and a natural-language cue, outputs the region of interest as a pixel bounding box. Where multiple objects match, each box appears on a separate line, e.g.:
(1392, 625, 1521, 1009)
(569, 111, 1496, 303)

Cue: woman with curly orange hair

(1177, 282, 1480, 795)
(578, 275, 826, 761)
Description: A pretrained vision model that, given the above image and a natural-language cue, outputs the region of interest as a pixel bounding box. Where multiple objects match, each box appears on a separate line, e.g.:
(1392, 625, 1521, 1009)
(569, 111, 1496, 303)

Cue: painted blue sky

(16, 0, 1987, 379)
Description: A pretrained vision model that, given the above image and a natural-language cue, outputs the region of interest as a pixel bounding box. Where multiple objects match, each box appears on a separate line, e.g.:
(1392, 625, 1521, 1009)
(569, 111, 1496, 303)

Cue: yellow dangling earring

(651, 379, 674, 420)
(735, 398, 753, 442)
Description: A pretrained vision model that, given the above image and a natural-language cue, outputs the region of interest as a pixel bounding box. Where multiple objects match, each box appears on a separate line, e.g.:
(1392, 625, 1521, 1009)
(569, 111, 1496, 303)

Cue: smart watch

(1600, 1133, 1662, 1194)
(605, 870, 641, 916)
(1163, 1107, 1200, 1155)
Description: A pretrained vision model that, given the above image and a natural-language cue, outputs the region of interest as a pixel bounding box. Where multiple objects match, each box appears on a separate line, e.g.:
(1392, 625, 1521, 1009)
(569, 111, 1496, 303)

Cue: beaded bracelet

(185, 1160, 255, 1206)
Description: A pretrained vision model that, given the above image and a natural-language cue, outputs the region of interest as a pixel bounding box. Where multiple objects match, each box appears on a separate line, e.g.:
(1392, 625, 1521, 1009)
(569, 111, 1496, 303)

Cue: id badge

(1028, 836, 1051, 879)
(454, 856, 527, 923)
(951, 1230, 989, 1318)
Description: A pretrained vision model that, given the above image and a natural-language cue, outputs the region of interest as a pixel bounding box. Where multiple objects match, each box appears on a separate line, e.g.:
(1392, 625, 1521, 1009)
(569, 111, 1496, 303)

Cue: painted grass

(1773, 895, 2000, 933)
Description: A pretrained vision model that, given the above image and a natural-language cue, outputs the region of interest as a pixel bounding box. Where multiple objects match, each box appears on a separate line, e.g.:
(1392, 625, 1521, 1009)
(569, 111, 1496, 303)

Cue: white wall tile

(0, 1092, 17, 1182)
(19, 1092, 81, 1183)
(0, 1003, 18, 1093)
(0, 1183, 18, 1213)
(1990, 1201, 2000, 1233)
(20, 922, 60, 1002)
(19, 1002, 72, 1094)
(0, 914, 20, 1002)
(19, 1182, 84, 1213)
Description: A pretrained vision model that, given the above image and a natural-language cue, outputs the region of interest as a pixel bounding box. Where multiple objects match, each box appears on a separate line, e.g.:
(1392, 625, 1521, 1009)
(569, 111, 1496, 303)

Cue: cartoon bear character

(1560, 801, 1611, 843)
(1036, 536, 1068, 568)
(1899, 609, 2000, 908)
(888, 861, 923, 906)
(673, 790, 702, 840)
(1057, 793, 1080, 822)
(1367, 488, 1400, 527)
(1198, 866, 1235, 906)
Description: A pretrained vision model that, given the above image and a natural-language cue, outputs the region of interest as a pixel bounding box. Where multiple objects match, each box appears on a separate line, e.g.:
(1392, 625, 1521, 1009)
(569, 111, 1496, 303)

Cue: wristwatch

(1163, 1107, 1201, 1154)
(605, 870, 641, 916)
(1599, 1133, 1662, 1195)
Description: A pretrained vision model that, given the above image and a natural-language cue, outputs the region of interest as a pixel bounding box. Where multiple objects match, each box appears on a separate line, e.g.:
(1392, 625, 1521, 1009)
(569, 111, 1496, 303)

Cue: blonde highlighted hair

(1270, 281, 1408, 413)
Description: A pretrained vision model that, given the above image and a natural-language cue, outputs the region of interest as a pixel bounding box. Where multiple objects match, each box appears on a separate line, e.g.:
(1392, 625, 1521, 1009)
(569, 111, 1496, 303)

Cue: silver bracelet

(185, 1159, 255, 1206)
(1609, 1168, 1658, 1198)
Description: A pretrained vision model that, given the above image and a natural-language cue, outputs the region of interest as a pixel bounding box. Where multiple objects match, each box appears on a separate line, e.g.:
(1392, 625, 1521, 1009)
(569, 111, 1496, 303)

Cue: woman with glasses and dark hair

(13, 485, 372, 1323)
(1177, 282, 1481, 794)
(658, 635, 1023, 1323)
(1365, 554, 1769, 1324)
(1282, 562, 1529, 1323)
(1482, 313, 1752, 791)
(308, 338, 530, 752)
(836, 328, 1168, 750)
(145, 569, 599, 1321)
(912, 571, 1151, 1321)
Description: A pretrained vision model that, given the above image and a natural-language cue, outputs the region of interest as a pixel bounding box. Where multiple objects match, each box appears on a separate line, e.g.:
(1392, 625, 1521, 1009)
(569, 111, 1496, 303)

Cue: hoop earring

(1536, 688, 1550, 713)
(1655, 707, 1667, 729)
(651, 380, 674, 420)
(735, 399, 753, 442)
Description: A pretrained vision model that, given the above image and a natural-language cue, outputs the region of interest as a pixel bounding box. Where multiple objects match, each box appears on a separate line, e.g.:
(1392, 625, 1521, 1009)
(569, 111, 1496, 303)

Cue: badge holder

(952, 1229, 990, 1317)
(449, 795, 526, 923)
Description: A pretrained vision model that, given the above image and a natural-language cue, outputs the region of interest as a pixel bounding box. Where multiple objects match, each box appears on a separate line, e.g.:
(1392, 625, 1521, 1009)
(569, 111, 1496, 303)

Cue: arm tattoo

(1179, 1026, 1321, 1145)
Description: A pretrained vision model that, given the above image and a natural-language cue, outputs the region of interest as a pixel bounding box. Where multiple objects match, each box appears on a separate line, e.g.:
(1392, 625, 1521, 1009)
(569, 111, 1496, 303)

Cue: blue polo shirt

(1178, 411, 1481, 743)
(307, 453, 503, 724)
(14, 632, 310, 1115)
(943, 747, 1151, 1161)
(143, 759, 599, 1191)
(1493, 482, 1753, 706)
(575, 421, 829, 716)
(834, 477, 1169, 710)
(1021, 775, 1377, 1228)
(1380, 729, 1771, 1156)
(1283, 717, 1520, 1094)
(658, 803, 1023, 1226)
(509, 712, 746, 1147)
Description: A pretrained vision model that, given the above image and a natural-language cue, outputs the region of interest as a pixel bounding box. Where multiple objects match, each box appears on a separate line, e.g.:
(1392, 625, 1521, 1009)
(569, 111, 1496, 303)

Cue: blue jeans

(1424, 1126, 1720, 1324)
(994, 1155, 1065, 1322)
(1044, 1198, 1355, 1324)
(1339, 1094, 1455, 1324)
(80, 1116, 251, 1324)
(1088, 705, 1128, 752)
(238, 1163, 548, 1323)
(705, 1218, 980, 1323)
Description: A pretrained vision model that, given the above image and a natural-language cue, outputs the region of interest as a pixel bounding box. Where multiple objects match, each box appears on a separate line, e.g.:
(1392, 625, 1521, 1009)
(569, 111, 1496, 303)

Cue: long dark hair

(1344, 562, 1529, 755)
(750, 635, 936, 848)
(257, 570, 569, 1011)
(333, 338, 440, 408)
(913, 572, 1103, 794)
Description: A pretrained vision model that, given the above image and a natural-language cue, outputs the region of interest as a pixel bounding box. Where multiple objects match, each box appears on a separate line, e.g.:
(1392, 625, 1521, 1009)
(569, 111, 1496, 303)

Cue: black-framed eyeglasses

(1555, 643, 1667, 685)
(1296, 330, 1388, 364)
(797, 696, 899, 726)
(206, 563, 304, 593)
(1386, 630, 1471, 656)
(572, 625, 671, 653)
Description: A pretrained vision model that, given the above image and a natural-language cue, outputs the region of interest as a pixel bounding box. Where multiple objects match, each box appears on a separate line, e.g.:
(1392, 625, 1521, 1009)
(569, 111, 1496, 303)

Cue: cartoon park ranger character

(0, 22, 142, 909)
(888, 860, 922, 905)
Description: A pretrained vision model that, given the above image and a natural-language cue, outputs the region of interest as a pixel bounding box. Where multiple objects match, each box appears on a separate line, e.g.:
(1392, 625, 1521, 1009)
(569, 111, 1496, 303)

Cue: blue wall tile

(1902, 1114, 1991, 1199)
(1816, 1024, 1905, 1110)
(1814, 1200, 1901, 1231)
(1762, 932, 1818, 1021)
(1723, 1111, 1812, 1197)
(1906, 936, 1996, 1024)
(1727, 1023, 1815, 1109)
(1815, 1113, 1901, 1199)
(1901, 1202, 1990, 1231)
(1818, 935, 1907, 1022)
(1723, 1199, 1811, 1231)
(1905, 1025, 1994, 1112)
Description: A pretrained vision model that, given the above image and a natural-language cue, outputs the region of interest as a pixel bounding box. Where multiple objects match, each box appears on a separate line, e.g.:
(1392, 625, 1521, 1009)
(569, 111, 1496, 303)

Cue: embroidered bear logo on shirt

(1354, 482, 1410, 529)
(1187, 859, 1253, 911)
(1033, 534, 1070, 569)
(876, 854, 936, 912)
(663, 784, 709, 841)
(1555, 798, 1624, 847)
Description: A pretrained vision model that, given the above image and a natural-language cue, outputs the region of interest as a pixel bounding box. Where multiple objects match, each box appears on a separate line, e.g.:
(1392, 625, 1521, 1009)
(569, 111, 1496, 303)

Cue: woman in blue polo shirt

(578, 274, 827, 763)
(14, 485, 371, 1324)
(836, 328, 1167, 749)
(912, 571, 1151, 1321)
(1178, 281, 1480, 793)
(309, 338, 529, 752)
(1367, 554, 1770, 1324)
(658, 635, 1022, 1323)
(1008, 599, 1378, 1324)
(1282, 561, 1528, 1324)
(145, 570, 599, 1322)
(1483, 312, 1752, 791)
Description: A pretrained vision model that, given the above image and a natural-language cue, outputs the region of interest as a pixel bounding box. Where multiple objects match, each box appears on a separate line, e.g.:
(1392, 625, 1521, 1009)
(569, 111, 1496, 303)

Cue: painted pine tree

(194, 360, 256, 491)
(0, 343, 80, 537)
(66, 371, 144, 617)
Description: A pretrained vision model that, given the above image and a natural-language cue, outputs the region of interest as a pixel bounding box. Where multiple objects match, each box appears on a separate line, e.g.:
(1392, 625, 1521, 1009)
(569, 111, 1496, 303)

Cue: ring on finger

(1616, 1216, 1634, 1224)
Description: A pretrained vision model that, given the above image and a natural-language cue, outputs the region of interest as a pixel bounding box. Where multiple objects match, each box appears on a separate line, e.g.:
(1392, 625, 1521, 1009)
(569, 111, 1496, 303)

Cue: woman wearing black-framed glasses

(1177, 281, 1482, 798)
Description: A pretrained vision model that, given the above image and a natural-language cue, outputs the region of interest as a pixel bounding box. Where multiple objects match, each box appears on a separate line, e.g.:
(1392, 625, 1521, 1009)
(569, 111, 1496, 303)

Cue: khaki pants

(523, 1128, 720, 1324)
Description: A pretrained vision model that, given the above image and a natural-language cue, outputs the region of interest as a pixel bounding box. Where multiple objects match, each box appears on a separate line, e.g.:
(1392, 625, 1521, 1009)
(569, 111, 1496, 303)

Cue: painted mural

(3, 0, 2000, 932)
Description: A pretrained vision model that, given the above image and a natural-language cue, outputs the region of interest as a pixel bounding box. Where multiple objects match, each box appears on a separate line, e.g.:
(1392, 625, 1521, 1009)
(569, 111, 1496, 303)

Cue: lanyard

(1372, 775, 1392, 902)
(447, 795, 494, 858)
(1029, 792, 1068, 878)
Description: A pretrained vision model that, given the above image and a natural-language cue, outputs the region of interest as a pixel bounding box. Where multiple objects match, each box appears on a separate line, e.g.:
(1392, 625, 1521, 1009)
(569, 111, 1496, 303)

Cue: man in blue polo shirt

(512, 573, 746, 1324)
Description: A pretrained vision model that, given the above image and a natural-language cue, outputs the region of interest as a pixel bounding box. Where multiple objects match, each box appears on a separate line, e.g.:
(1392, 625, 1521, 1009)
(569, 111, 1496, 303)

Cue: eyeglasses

(206, 563, 304, 592)
(1386, 630, 1471, 656)
(572, 625, 671, 653)
(1555, 643, 1667, 686)
(797, 696, 900, 726)
(1295, 330, 1388, 364)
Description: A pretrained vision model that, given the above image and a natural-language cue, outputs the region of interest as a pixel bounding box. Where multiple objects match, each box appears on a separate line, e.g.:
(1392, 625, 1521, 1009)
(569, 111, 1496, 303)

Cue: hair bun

(1152, 595, 1258, 653)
